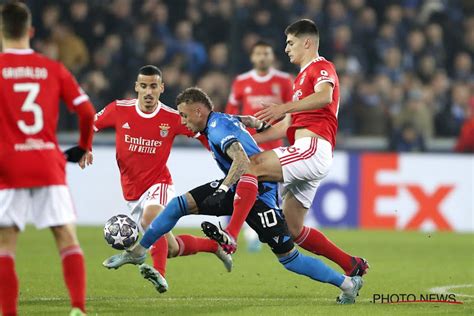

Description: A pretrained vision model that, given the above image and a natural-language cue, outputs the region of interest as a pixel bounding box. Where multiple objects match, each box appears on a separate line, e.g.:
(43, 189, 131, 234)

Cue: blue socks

(279, 249, 345, 287)
(140, 195, 188, 249)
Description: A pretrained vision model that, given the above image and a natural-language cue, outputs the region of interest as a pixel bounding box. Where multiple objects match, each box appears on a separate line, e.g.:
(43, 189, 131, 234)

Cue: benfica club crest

(159, 123, 170, 137)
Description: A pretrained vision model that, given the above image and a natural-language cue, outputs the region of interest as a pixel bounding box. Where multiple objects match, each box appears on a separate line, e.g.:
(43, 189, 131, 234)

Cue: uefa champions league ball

(104, 214, 139, 250)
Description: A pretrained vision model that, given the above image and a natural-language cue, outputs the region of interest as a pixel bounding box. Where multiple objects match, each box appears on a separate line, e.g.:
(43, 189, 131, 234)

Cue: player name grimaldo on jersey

(371, 293, 462, 304)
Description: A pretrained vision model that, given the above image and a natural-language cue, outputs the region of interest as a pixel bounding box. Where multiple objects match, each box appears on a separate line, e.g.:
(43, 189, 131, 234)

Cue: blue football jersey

(203, 112, 279, 209)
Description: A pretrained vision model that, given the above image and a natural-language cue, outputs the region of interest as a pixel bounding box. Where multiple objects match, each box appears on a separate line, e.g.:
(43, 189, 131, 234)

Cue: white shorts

(127, 183, 175, 231)
(0, 185, 76, 231)
(273, 137, 333, 208)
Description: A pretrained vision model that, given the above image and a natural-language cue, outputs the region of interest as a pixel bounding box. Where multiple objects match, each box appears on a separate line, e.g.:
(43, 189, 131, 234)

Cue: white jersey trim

(135, 99, 162, 118)
(116, 99, 136, 107)
(72, 94, 89, 106)
(314, 79, 335, 91)
(300, 56, 326, 74)
(161, 104, 179, 114)
(3, 48, 34, 55)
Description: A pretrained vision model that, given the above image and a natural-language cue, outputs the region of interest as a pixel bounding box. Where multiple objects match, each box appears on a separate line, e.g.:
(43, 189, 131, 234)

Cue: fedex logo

(310, 153, 474, 232)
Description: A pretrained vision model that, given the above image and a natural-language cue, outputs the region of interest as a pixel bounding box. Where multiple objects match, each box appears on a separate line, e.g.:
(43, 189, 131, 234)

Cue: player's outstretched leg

(201, 221, 237, 254)
(139, 263, 169, 293)
(295, 226, 370, 276)
(278, 249, 363, 304)
(172, 234, 233, 272)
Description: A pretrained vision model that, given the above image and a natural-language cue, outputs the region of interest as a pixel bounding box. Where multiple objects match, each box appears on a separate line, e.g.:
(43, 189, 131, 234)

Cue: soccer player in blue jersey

(102, 87, 363, 304)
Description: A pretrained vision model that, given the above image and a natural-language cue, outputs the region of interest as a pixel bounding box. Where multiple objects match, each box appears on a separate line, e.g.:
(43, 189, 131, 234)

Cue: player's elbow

(320, 91, 333, 106)
(76, 101, 96, 121)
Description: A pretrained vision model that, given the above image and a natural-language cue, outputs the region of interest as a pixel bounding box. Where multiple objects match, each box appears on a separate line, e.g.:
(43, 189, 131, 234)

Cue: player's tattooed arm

(236, 115, 270, 132)
(222, 142, 250, 189)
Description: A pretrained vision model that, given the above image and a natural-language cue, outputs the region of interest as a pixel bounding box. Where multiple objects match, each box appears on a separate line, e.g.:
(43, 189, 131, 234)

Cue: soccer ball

(103, 214, 139, 250)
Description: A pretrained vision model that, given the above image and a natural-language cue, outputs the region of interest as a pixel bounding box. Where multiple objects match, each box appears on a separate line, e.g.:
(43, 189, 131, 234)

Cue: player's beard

(142, 96, 157, 112)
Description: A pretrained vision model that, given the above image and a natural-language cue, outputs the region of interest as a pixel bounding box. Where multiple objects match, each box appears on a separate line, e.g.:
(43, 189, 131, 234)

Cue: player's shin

(0, 252, 18, 316)
(139, 195, 189, 249)
(60, 246, 86, 313)
(278, 249, 345, 287)
(226, 174, 258, 239)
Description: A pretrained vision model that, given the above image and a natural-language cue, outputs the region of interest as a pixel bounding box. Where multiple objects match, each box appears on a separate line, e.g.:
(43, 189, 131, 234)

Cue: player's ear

(134, 82, 139, 93)
(160, 82, 165, 93)
(29, 27, 35, 39)
(304, 37, 311, 48)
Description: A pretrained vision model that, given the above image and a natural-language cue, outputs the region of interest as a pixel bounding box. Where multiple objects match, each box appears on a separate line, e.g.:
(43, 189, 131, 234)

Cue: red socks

(60, 246, 86, 313)
(295, 226, 354, 275)
(226, 174, 258, 239)
(0, 253, 18, 316)
(150, 237, 168, 276)
(175, 235, 218, 256)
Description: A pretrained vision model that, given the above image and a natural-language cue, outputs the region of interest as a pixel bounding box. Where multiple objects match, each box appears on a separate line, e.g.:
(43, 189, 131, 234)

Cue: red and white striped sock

(60, 245, 86, 313)
(295, 226, 353, 274)
(175, 235, 218, 256)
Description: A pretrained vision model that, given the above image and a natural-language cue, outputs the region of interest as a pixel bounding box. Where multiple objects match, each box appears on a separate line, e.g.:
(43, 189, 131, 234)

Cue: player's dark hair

(176, 87, 213, 110)
(251, 40, 273, 53)
(285, 19, 319, 38)
(0, 2, 31, 39)
(138, 65, 162, 78)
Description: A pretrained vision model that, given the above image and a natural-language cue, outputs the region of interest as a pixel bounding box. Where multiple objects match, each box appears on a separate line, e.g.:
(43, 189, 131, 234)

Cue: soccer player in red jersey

(0, 3, 95, 315)
(209, 20, 369, 297)
(225, 41, 293, 251)
(82, 65, 232, 292)
(225, 40, 293, 151)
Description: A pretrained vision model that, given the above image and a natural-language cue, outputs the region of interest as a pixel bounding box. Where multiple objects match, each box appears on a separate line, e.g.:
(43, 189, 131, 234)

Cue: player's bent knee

(50, 224, 79, 250)
(167, 243, 179, 258)
(0, 226, 19, 252)
(141, 204, 164, 229)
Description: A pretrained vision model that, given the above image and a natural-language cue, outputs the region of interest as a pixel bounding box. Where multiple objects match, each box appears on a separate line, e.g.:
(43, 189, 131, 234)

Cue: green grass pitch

(15, 227, 474, 315)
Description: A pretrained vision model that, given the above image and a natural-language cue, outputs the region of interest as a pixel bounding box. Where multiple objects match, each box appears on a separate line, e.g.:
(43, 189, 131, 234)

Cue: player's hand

(64, 146, 87, 163)
(255, 102, 287, 125)
(202, 188, 228, 210)
(79, 151, 93, 169)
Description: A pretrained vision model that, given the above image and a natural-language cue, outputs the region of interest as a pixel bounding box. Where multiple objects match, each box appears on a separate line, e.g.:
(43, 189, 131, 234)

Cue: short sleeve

(93, 102, 116, 131)
(310, 62, 336, 90)
(59, 62, 89, 111)
(208, 117, 240, 153)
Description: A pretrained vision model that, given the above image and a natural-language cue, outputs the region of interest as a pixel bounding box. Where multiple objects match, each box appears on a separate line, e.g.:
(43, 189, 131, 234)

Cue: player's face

(135, 74, 164, 112)
(285, 34, 305, 65)
(177, 102, 205, 132)
(251, 46, 274, 71)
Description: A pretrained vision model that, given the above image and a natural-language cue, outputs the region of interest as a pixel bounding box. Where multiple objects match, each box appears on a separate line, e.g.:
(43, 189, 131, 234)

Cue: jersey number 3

(14, 82, 43, 135)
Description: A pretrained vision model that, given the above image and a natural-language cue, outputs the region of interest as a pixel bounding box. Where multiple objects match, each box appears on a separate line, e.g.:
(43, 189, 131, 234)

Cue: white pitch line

(21, 297, 337, 303)
(429, 284, 474, 299)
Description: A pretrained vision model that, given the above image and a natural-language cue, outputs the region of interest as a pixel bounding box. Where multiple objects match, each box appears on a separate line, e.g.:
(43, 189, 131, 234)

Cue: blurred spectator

(389, 122, 427, 152)
(452, 52, 473, 82)
(52, 23, 89, 74)
(436, 83, 471, 136)
(170, 20, 207, 76)
(394, 89, 434, 140)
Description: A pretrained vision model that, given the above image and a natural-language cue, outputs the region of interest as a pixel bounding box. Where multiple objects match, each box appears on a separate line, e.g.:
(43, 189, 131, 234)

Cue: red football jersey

(288, 57, 340, 149)
(225, 68, 293, 150)
(0, 49, 91, 189)
(94, 99, 195, 201)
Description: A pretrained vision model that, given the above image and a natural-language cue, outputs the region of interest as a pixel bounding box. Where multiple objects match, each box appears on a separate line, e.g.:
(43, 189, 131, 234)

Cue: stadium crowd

(20, 0, 474, 151)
